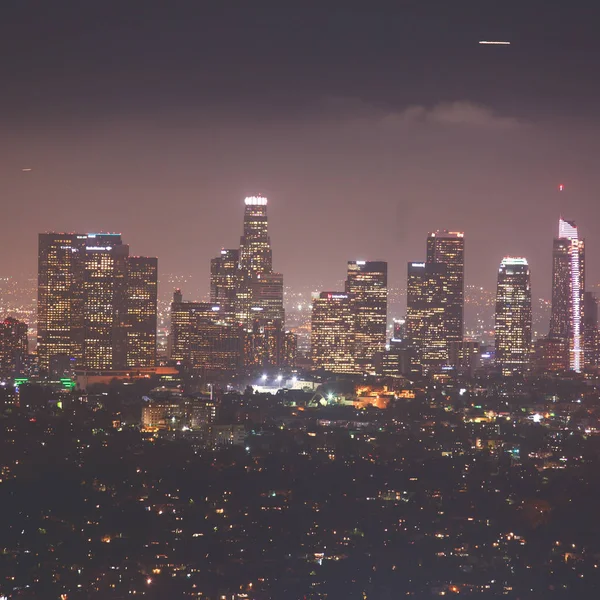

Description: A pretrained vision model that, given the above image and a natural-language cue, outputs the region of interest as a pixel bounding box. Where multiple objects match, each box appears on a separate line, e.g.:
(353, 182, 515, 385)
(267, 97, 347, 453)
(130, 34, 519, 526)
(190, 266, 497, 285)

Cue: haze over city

(2, 3, 600, 298)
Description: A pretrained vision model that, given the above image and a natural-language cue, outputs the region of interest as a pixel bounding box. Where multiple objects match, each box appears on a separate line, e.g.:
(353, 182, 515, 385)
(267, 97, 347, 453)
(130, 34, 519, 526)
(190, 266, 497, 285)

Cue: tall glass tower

(238, 196, 273, 276)
(38, 233, 157, 374)
(495, 257, 532, 375)
(550, 218, 585, 372)
(345, 261, 388, 373)
(426, 231, 464, 343)
(235, 196, 284, 330)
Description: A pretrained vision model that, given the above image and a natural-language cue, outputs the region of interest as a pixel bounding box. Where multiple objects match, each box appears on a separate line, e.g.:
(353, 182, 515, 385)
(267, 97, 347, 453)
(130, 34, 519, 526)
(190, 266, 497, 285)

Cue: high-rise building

(37, 233, 86, 372)
(494, 257, 532, 375)
(583, 291, 599, 368)
(311, 292, 357, 373)
(235, 196, 285, 340)
(170, 291, 220, 364)
(345, 261, 388, 373)
(448, 340, 482, 377)
(243, 319, 283, 368)
(190, 315, 242, 375)
(0, 318, 28, 377)
(238, 196, 272, 276)
(127, 257, 158, 367)
(283, 331, 297, 368)
(549, 218, 585, 372)
(532, 337, 569, 374)
(210, 249, 239, 324)
(406, 262, 448, 370)
(38, 233, 157, 373)
(426, 231, 465, 343)
(82, 235, 129, 370)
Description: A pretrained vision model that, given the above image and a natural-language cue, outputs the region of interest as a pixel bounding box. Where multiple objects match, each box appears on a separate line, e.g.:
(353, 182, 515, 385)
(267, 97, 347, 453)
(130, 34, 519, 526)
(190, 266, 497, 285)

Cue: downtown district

(1, 197, 600, 598)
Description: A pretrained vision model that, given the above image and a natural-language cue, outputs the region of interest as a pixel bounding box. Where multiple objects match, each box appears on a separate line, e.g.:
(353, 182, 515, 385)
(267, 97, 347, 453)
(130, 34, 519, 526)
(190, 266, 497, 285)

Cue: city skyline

(3, 5, 600, 598)
(3, 4, 600, 301)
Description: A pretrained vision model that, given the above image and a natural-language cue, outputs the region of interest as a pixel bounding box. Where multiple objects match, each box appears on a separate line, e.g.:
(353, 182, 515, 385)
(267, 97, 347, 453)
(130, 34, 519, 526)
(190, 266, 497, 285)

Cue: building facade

(406, 262, 448, 371)
(345, 261, 388, 373)
(170, 291, 221, 364)
(0, 317, 28, 377)
(127, 257, 158, 367)
(311, 292, 357, 373)
(494, 257, 532, 375)
(38, 233, 157, 373)
(549, 218, 585, 372)
(235, 196, 285, 333)
(426, 231, 465, 343)
(583, 291, 599, 368)
(210, 249, 239, 325)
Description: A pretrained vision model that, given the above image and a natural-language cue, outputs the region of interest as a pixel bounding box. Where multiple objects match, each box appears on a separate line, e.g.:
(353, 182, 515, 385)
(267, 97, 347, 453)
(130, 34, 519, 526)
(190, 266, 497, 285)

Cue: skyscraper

(37, 233, 86, 372)
(426, 231, 465, 343)
(549, 218, 585, 372)
(127, 257, 158, 367)
(190, 314, 242, 375)
(38, 233, 157, 373)
(583, 291, 599, 368)
(0, 318, 28, 377)
(210, 249, 239, 325)
(406, 262, 448, 370)
(170, 291, 219, 364)
(494, 257, 532, 375)
(82, 235, 129, 371)
(345, 261, 388, 373)
(311, 292, 356, 373)
(235, 196, 285, 337)
(238, 195, 272, 275)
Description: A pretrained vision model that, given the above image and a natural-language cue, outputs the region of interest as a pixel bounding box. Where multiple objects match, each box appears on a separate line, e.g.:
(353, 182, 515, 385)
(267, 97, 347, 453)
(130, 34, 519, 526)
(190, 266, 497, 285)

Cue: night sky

(2, 2, 600, 301)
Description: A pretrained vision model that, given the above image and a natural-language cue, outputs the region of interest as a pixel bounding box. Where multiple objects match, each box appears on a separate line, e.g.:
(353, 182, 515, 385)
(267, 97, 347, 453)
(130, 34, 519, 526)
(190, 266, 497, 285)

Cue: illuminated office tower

(238, 195, 272, 276)
(127, 257, 158, 367)
(210, 249, 239, 324)
(243, 319, 280, 367)
(235, 196, 284, 332)
(311, 292, 357, 373)
(190, 313, 242, 375)
(283, 331, 297, 368)
(549, 218, 585, 372)
(0, 317, 28, 377)
(38, 233, 86, 372)
(494, 257, 532, 375)
(426, 231, 465, 343)
(82, 235, 129, 370)
(583, 291, 599, 368)
(38, 232, 157, 372)
(345, 261, 388, 373)
(170, 291, 220, 364)
(406, 262, 448, 370)
(532, 337, 568, 374)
